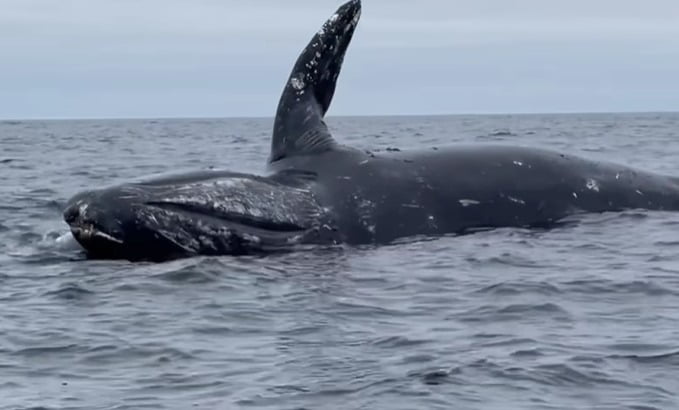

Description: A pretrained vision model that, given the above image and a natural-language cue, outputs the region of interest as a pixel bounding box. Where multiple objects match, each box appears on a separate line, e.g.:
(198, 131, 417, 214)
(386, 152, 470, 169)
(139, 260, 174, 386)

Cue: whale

(63, 0, 679, 261)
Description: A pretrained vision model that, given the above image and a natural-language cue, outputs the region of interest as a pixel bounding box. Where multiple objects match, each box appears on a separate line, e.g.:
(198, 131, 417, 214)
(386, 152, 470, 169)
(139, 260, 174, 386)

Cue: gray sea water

(2, 112, 679, 410)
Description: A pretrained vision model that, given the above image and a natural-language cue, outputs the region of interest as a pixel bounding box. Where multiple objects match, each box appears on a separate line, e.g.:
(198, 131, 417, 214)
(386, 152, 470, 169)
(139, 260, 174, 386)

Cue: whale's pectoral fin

(268, 0, 362, 164)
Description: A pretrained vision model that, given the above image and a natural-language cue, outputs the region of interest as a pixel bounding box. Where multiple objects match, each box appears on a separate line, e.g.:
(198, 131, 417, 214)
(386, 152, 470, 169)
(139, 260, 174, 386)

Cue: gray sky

(2, 0, 678, 119)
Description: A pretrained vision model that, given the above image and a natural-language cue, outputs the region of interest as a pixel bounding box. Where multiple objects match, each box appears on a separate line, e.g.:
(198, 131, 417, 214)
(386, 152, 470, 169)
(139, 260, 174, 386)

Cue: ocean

(2, 112, 679, 409)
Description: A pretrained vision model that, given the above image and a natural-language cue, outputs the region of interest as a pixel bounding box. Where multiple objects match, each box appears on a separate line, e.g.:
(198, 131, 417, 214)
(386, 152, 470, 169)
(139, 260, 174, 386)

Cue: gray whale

(63, 0, 679, 261)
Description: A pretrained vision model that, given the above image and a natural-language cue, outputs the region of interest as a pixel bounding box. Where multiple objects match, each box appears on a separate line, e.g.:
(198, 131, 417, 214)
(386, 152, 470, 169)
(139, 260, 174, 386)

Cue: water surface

(2, 113, 679, 409)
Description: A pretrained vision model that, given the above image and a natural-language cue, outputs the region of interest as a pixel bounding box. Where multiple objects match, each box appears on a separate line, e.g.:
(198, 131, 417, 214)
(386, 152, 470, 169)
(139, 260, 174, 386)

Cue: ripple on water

(150, 258, 224, 284)
(474, 281, 562, 296)
(560, 279, 677, 296)
(607, 349, 679, 364)
(80, 344, 196, 367)
(42, 283, 95, 300)
(370, 335, 431, 349)
(456, 302, 572, 323)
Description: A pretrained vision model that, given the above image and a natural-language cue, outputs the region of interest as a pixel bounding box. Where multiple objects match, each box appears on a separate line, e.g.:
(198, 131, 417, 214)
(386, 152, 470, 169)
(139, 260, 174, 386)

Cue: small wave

(510, 348, 545, 357)
(608, 349, 679, 364)
(479, 337, 538, 349)
(17, 231, 43, 245)
(53, 231, 82, 251)
(27, 187, 57, 197)
(42, 283, 95, 300)
(152, 262, 222, 284)
(333, 300, 410, 318)
(419, 368, 455, 385)
(12, 344, 81, 357)
(581, 210, 651, 224)
(457, 302, 571, 323)
(474, 129, 516, 141)
(191, 326, 233, 336)
(416, 358, 642, 391)
(474, 281, 562, 296)
(468, 251, 549, 269)
(44, 199, 67, 213)
(134, 373, 224, 393)
(81, 344, 195, 366)
(370, 335, 430, 348)
(605, 342, 673, 353)
(526, 363, 621, 387)
(266, 385, 311, 396)
(400, 354, 437, 365)
(17, 407, 56, 410)
(6, 229, 84, 265)
(560, 279, 676, 296)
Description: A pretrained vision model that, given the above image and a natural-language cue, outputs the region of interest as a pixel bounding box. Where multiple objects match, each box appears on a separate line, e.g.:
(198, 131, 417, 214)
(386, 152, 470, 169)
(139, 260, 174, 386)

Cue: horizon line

(1, 109, 677, 122)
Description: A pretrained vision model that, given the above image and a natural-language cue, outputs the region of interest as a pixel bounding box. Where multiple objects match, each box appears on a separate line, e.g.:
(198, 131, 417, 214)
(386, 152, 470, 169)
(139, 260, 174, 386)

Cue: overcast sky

(2, 0, 678, 119)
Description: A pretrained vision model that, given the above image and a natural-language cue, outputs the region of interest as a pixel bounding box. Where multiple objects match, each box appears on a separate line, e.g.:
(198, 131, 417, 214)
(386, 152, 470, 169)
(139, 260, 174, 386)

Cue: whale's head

(63, 170, 335, 261)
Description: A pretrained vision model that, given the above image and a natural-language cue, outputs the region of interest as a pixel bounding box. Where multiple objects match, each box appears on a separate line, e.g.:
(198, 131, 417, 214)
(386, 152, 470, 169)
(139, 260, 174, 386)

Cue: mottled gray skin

(263, 0, 679, 245)
(64, 170, 338, 260)
(269, 0, 360, 163)
(269, 145, 679, 245)
(63, 0, 679, 261)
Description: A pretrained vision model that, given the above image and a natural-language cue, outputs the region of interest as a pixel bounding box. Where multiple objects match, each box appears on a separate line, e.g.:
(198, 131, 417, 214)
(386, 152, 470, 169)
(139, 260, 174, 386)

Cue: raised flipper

(268, 0, 362, 164)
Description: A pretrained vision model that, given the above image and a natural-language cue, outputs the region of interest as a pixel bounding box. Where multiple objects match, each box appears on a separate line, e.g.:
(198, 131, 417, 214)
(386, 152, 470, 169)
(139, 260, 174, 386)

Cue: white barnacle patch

(148, 214, 158, 225)
(287, 234, 304, 244)
(615, 173, 620, 180)
(242, 233, 261, 244)
(513, 160, 523, 167)
(329, 13, 339, 23)
(290, 76, 305, 90)
(352, 9, 361, 26)
(317, 26, 325, 36)
(344, 20, 354, 33)
(572, 192, 578, 198)
(78, 202, 89, 216)
(585, 178, 600, 192)
(507, 196, 525, 205)
(459, 199, 480, 207)
(636, 189, 644, 196)
(355, 198, 377, 234)
(93, 230, 123, 244)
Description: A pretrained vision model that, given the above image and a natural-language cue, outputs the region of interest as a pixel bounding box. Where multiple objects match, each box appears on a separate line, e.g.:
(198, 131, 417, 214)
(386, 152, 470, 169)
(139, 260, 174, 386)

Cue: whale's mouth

(69, 224, 124, 245)
(67, 221, 127, 258)
(63, 196, 129, 257)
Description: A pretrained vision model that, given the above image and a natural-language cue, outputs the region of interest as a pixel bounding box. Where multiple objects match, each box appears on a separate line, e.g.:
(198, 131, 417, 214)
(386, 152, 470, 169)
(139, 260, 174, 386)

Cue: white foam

(55, 231, 83, 251)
